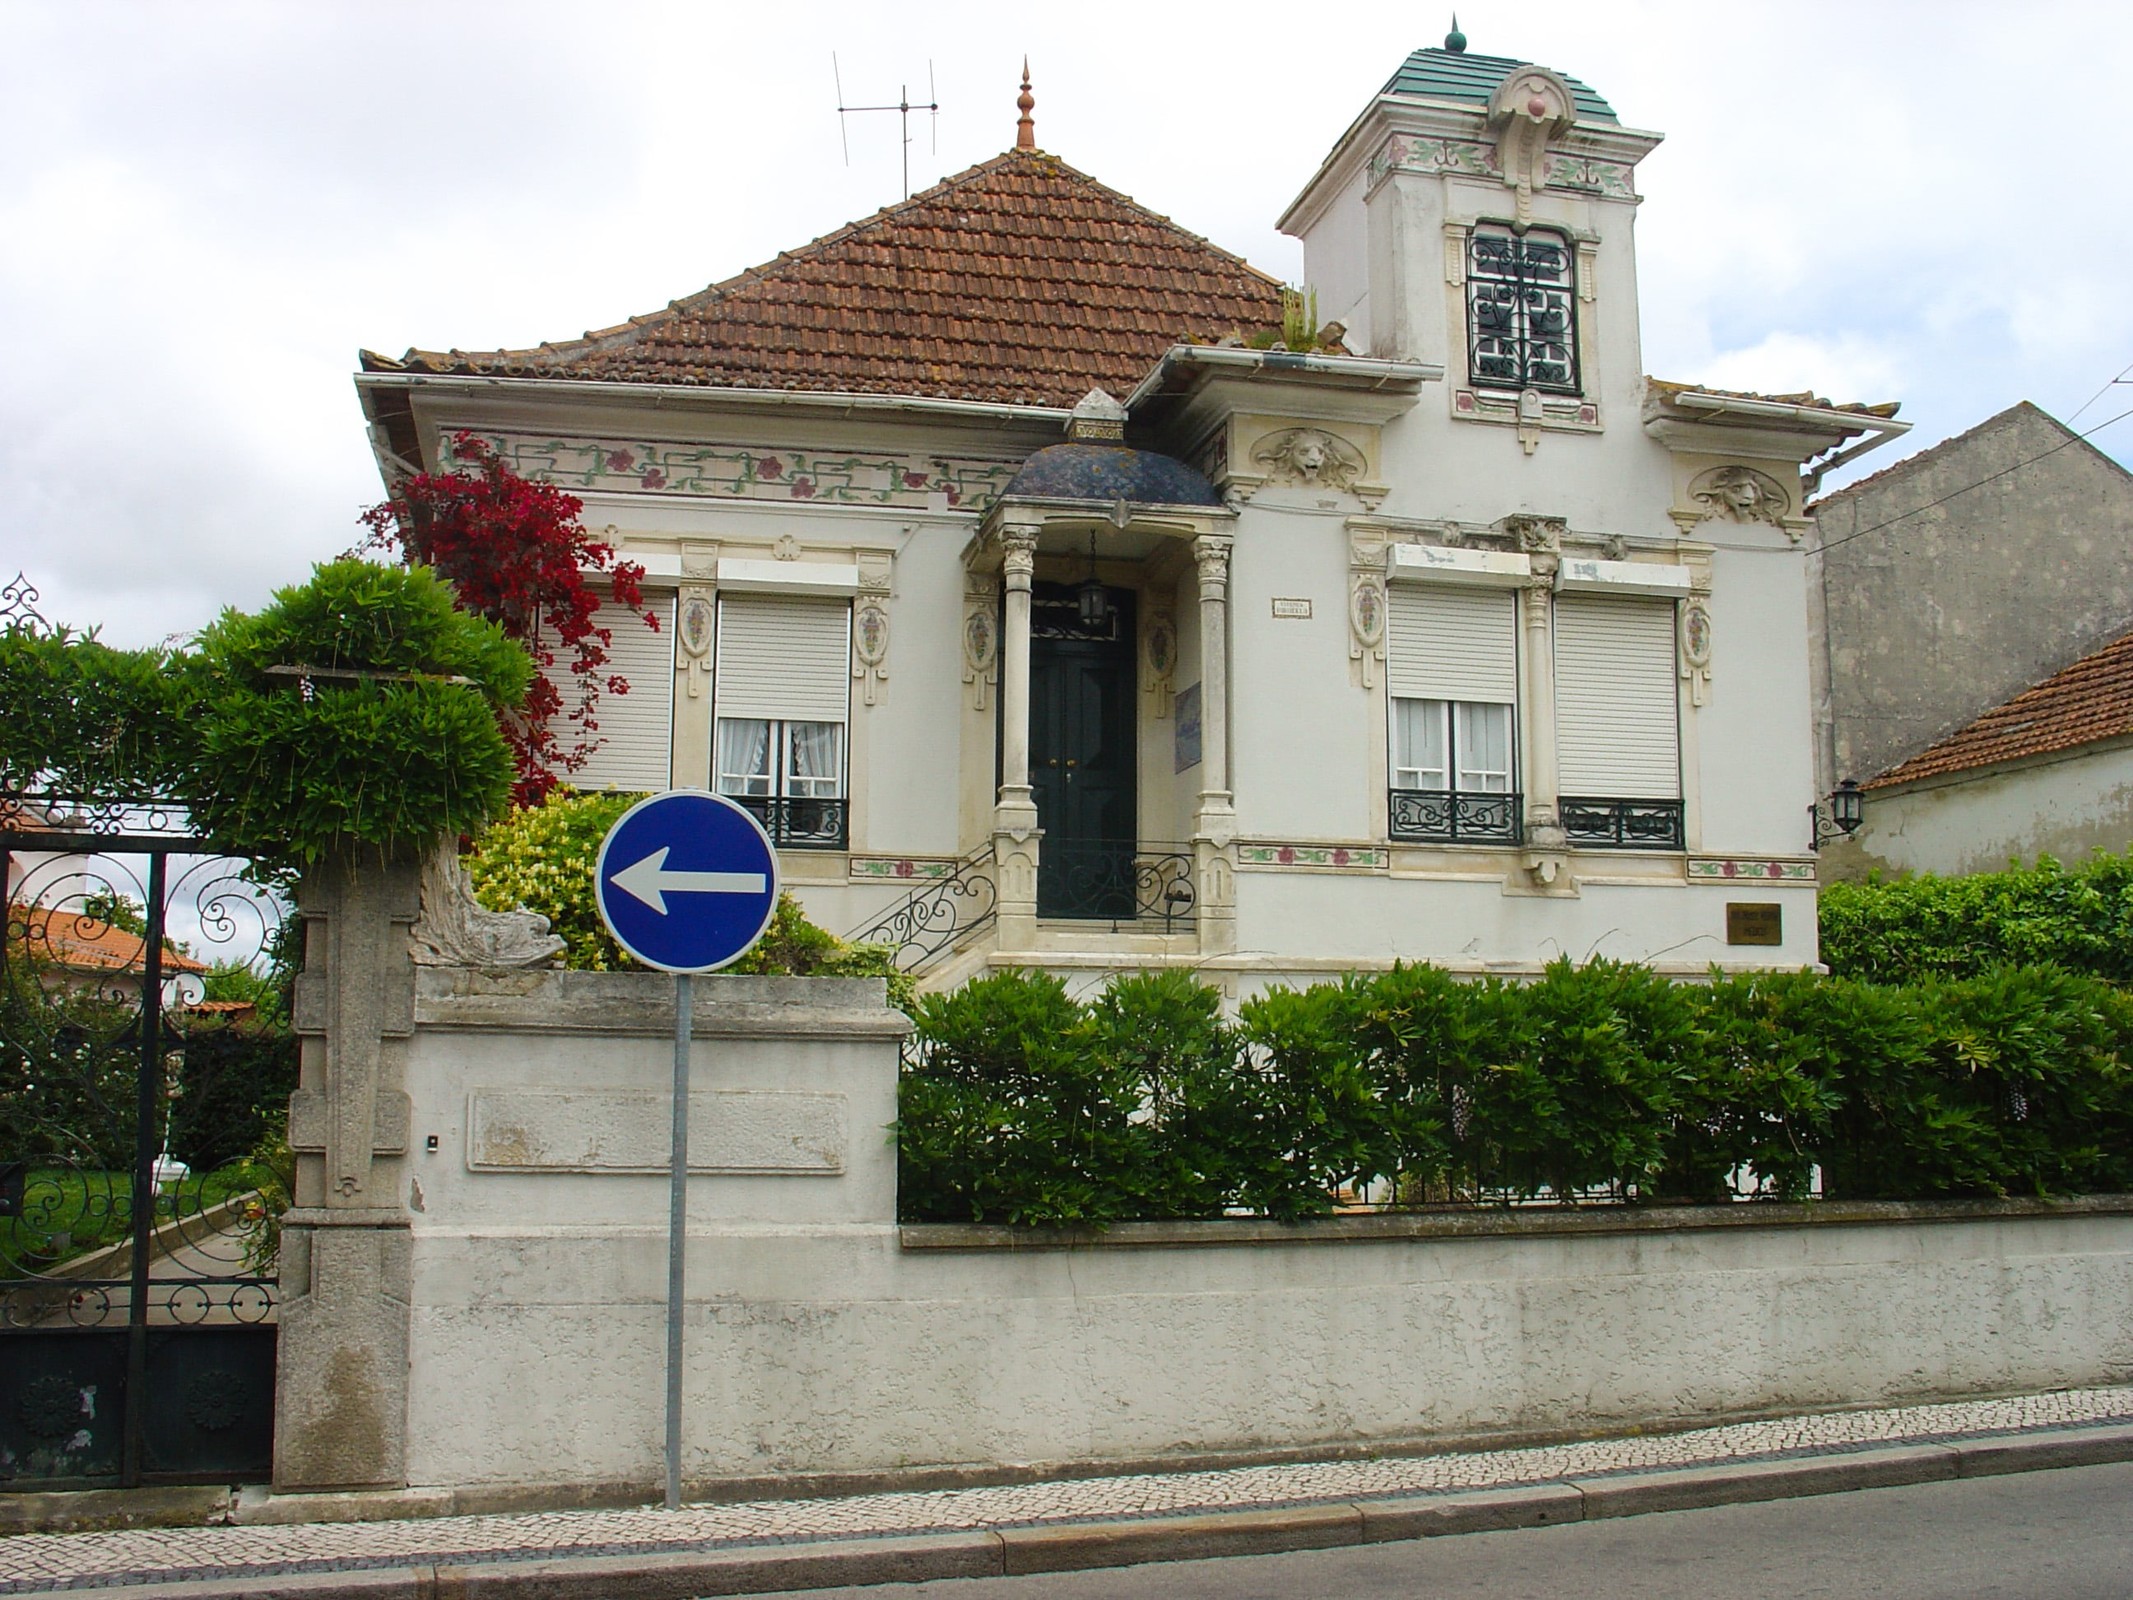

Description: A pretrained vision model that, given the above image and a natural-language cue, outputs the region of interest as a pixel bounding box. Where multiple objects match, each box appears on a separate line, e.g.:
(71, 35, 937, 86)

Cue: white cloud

(2, 0, 2129, 642)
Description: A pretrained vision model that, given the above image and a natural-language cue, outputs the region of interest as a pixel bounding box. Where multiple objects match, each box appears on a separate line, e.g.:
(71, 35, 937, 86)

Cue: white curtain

(716, 718, 772, 795)
(1392, 698, 1450, 790)
(785, 722, 843, 797)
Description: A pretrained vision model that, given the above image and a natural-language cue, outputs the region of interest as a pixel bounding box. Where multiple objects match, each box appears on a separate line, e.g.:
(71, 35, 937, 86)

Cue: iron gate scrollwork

(3, 589, 289, 1489)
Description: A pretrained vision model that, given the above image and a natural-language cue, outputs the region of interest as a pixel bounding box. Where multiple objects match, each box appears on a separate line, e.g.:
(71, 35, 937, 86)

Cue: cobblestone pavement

(4, 1387, 2131, 1593)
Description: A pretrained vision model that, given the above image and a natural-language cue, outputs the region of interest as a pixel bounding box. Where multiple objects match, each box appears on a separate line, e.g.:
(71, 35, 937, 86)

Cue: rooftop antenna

(833, 54, 940, 200)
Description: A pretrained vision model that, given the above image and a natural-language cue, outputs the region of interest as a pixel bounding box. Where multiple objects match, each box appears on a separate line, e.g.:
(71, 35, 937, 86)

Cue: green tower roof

(1381, 46, 1618, 124)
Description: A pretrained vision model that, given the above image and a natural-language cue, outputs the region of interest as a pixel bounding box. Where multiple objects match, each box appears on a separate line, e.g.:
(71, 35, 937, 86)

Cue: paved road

(766, 1461, 2133, 1600)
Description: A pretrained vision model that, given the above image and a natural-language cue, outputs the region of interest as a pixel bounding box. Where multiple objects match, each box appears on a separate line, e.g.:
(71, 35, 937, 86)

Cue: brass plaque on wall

(1726, 903, 1783, 946)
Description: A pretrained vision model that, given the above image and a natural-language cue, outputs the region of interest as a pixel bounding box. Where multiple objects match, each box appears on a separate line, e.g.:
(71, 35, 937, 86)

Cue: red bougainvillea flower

(360, 431, 659, 805)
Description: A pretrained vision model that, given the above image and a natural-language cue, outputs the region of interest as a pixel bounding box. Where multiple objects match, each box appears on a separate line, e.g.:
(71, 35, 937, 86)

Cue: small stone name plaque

(1725, 903, 1783, 946)
(1271, 597, 1313, 619)
(467, 1088, 846, 1175)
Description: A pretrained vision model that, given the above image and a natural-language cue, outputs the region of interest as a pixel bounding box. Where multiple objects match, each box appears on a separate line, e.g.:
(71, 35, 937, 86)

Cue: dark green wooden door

(1030, 584, 1137, 919)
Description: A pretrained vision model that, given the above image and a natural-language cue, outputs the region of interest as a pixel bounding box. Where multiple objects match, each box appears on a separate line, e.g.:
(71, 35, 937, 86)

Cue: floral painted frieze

(459, 434, 1021, 514)
(1237, 843, 1389, 871)
(1541, 154, 1637, 198)
(1368, 135, 1498, 187)
(849, 857, 958, 882)
(1687, 858, 1816, 883)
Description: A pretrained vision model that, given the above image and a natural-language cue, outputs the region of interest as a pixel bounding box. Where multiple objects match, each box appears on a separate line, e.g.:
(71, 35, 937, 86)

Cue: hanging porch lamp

(1076, 530, 1111, 630)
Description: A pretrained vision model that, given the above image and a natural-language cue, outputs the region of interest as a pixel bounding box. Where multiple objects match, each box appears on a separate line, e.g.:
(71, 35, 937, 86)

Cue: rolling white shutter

(715, 595, 851, 722)
(1554, 595, 1679, 797)
(546, 594, 675, 792)
(1386, 585, 1517, 704)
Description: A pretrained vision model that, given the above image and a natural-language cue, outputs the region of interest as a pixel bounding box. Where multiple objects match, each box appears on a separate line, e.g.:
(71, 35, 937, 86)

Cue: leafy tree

(360, 432, 660, 803)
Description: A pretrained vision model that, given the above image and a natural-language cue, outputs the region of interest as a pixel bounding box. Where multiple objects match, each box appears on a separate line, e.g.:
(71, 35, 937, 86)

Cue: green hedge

(896, 962, 2133, 1226)
(1819, 853, 2133, 984)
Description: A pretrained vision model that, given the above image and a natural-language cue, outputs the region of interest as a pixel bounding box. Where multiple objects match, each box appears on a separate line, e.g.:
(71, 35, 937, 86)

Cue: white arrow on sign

(609, 847, 770, 916)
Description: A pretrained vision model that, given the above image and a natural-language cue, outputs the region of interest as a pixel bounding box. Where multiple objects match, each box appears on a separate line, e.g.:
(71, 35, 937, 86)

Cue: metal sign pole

(665, 970, 692, 1512)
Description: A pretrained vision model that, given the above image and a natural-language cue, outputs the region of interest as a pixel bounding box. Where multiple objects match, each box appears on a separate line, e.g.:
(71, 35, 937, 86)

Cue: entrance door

(1029, 582, 1137, 919)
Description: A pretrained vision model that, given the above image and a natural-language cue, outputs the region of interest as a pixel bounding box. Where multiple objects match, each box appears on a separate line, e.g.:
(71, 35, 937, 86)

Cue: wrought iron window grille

(1389, 789, 1523, 845)
(1467, 230, 1580, 396)
(1559, 797, 1685, 851)
(732, 795, 848, 850)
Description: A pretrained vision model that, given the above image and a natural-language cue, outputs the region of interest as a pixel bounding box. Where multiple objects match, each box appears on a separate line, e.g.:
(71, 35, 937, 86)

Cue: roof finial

(1445, 13, 1467, 52)
(1016, 58, 1036, 150)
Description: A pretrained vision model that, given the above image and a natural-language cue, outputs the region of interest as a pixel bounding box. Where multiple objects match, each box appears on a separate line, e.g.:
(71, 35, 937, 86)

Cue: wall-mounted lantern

(1810, 778, 1864, 850)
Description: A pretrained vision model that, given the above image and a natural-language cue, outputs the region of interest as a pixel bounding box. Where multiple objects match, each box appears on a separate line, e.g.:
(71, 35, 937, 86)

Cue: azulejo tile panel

(463, 433, 1021, 514)
(1237, 843, 1389, 871)
(1687, 858, 1817, 882)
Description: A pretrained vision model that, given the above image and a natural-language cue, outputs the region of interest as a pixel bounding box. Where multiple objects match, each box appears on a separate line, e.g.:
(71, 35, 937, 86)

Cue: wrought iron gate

(2, 598, 289, 1488)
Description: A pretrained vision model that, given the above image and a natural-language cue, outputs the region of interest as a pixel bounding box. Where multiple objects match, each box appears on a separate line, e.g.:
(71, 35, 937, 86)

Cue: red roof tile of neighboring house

(1870, 629, 2133, 788)
(360, 148, 1288, 410)
(7, 904, 208, 975)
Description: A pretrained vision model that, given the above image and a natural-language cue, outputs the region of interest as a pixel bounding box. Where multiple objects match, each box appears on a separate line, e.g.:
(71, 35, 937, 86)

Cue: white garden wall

(399, 969, 2133, 1497)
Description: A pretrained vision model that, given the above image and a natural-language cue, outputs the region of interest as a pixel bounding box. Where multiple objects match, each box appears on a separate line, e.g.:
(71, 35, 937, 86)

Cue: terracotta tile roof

(7, 903, 208, 975)
(1647, 378, 1900, 422)
(362, 149, 1288, 410)
(1870, 629, 2133, 788)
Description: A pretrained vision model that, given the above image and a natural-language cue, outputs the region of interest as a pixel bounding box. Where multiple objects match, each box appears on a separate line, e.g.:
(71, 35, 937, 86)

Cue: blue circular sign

(593, 791, 781, 973)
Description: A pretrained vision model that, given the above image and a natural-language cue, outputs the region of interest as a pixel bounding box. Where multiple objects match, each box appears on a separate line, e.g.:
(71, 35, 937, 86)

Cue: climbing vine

(360, 431, 657, 803)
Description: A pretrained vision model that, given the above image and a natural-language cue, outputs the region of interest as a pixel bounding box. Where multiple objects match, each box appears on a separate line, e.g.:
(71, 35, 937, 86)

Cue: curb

(19, 1423, 2133, 1599)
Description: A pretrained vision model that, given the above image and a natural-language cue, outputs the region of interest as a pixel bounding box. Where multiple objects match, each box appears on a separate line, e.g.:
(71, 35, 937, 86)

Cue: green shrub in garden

(466, 788, 641, 967)
(894, 960, 2133, 1227)
(1819, 854, 2133, 984)
(466, 789, 910, 1002)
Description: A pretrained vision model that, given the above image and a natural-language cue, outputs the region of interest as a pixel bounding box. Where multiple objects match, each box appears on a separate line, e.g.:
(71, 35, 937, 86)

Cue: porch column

(1191, 533, 1237, 954)
(1518, 574, 1570, 868)
(991, 525, 1041, 947)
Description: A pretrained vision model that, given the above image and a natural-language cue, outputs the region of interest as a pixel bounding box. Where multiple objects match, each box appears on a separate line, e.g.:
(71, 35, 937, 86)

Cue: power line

(1809, 402, 2133, 559)
(2066, 358, 2133, 426)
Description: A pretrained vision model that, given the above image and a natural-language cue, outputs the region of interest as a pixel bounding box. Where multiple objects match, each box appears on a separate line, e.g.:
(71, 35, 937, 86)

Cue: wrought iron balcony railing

(1040, 841, 1197, 929)
(1559, 796, 1685, 851)
(733, 795, 847, 850)
(1388, 788, 1523, 845)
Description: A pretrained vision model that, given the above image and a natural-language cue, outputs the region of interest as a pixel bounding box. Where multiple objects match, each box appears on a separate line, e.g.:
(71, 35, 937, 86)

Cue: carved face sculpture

(1292, 436, 1328, 479)
(1722, 474, 1763, 513)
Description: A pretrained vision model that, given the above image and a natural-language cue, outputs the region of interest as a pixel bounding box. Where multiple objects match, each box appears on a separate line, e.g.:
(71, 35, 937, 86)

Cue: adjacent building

(357, 37, 1904, 990)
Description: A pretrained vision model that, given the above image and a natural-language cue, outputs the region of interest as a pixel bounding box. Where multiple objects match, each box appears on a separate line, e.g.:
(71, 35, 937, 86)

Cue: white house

(355, 37, 1906, 992)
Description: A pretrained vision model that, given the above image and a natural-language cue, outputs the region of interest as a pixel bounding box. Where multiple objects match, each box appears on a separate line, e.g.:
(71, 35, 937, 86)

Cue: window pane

(1455, 702, 1513, 793)
(715, 718, 773, 796)
(1392, 698, 1450, 790)
(784, 721, 845, 798)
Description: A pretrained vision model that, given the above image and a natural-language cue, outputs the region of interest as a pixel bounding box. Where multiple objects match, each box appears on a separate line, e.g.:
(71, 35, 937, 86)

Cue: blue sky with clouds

(3, 0, 2128, 647)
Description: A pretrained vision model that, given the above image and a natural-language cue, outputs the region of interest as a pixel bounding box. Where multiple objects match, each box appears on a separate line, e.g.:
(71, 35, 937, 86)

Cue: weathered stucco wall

(1824, 740, 2133, 881)
(400, 970, 2133, 1498)
(1814, 403, 2133, 788)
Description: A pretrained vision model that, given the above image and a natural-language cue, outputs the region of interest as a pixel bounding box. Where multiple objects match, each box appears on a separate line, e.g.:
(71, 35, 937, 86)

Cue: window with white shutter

(1553, 594, 1684, 848)
(543, 593, 675, 793)
(1385, 585, 1520, 843)
(713, 594, 852, 848)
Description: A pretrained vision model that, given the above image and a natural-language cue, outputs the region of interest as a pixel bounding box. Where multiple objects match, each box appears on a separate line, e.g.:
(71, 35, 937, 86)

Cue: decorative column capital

(999, 525, 1040, 587)
(1192, 533, 1233, 597)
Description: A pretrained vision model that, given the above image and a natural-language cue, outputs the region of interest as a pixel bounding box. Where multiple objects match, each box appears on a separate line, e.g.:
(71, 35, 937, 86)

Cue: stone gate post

(273, 846, 421, 1492)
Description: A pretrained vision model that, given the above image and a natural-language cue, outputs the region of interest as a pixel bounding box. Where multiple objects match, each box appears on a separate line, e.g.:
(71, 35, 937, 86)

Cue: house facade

(1826, 625, 2133, 879)
(356, 37, 1903, 991)
(1808, 401, 2133, 806)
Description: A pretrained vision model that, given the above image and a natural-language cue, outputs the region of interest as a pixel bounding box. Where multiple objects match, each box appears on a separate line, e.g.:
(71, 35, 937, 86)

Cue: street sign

(594, 790, 780, 973)
(591, 790, 781, 1511)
